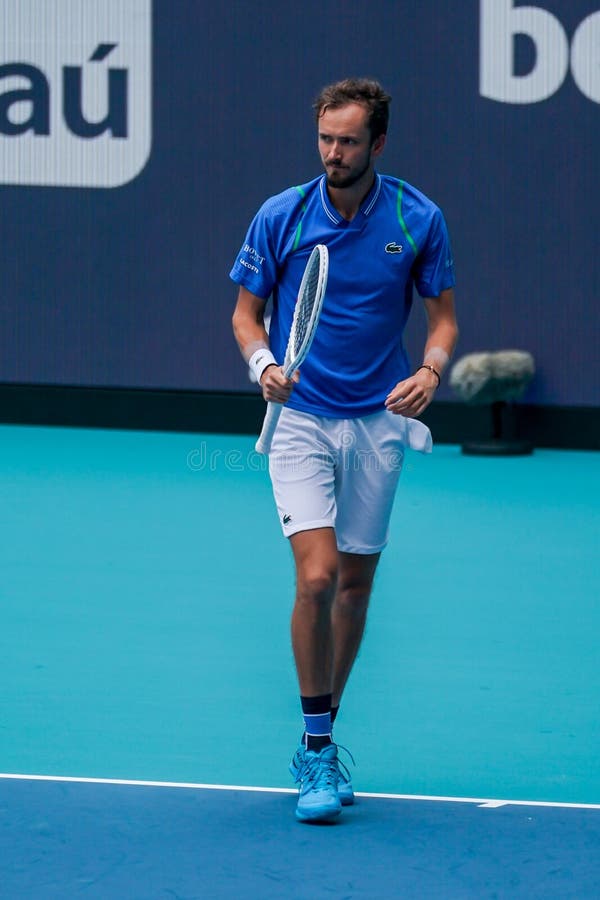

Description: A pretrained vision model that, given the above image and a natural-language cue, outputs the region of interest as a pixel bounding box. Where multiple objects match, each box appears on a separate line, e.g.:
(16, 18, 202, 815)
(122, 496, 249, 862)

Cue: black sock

(306, 733, 332, 752)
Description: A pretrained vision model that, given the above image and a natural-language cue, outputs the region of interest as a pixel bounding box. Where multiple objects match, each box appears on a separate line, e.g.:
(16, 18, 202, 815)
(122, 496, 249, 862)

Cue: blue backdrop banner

(1, 0, 598, 406)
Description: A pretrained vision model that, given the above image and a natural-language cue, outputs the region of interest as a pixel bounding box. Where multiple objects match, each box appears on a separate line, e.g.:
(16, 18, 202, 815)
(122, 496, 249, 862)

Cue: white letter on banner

(480, 0, 569, 104)
(571, 12, 600, 104)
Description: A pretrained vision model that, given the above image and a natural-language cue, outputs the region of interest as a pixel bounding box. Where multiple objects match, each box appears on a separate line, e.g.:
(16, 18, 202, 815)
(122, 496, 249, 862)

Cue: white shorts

(268, 408, 432, 554)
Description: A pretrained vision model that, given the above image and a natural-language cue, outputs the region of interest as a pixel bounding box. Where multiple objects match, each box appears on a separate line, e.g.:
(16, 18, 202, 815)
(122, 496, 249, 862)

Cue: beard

(325, 155, 372, 189)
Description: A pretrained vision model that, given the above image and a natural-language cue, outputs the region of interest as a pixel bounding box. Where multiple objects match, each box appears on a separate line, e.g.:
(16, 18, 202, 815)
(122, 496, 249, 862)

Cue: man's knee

(291, 528, 338, 607)
(296, 565, 337, 606)
(335, 555, 379, 617)
(335, 581, 372, 618)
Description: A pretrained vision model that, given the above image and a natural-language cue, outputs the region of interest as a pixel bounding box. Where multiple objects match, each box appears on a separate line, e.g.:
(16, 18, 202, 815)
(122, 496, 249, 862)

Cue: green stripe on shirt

(292, 185, 307, 251)
(396, 181, 418, 256)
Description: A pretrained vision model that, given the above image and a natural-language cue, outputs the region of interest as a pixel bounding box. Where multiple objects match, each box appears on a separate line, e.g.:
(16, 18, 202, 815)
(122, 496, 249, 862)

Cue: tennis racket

(255, 243, 328, 454)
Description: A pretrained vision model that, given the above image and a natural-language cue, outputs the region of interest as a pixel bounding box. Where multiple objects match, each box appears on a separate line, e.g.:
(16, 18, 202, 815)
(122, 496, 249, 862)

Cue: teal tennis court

(1, 424, 599, 897)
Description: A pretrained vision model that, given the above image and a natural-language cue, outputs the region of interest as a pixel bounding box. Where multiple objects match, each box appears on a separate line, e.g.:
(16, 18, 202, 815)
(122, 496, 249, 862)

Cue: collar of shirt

(318, 173, 382, 226)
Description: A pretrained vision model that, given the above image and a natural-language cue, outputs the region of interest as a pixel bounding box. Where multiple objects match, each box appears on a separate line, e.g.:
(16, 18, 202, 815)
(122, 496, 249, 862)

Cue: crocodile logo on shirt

(385, 242, 403, 254)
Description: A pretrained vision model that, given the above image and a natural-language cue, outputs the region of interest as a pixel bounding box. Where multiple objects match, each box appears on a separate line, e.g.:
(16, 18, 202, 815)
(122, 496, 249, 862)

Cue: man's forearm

(421, 290, 459, 381)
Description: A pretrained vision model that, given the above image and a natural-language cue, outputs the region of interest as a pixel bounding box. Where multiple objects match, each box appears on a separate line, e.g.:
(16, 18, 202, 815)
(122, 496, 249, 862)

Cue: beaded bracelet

(416, 364, 441, 387)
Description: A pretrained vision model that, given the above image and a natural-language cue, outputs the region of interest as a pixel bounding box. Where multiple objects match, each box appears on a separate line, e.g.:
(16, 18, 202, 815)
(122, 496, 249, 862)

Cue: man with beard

(231, 78, 458, 823)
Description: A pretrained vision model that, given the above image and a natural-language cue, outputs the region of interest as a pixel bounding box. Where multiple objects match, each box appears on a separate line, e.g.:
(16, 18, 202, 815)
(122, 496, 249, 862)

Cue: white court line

(1, 773, 599, 810)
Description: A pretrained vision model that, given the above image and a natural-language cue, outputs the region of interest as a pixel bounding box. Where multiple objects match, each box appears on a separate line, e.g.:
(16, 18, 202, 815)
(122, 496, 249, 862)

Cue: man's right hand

(260, 365, 299, 403)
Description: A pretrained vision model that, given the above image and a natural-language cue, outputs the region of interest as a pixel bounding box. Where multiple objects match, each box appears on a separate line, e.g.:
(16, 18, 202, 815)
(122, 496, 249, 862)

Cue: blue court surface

(2, 776, 599, 899)
(1, 424, 599, 898)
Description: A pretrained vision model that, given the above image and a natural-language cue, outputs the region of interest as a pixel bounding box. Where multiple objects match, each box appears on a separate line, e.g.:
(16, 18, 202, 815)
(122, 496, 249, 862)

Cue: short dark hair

(313, 78, 391, 142)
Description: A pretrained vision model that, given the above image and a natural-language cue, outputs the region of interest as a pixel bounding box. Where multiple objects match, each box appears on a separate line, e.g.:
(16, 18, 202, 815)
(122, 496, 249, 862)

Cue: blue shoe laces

(296, 748, 338, 790)
(334, 743, 355, 785)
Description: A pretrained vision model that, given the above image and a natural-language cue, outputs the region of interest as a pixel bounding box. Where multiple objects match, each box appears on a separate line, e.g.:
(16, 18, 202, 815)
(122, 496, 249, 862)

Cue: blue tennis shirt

(230, 173, 455, 418)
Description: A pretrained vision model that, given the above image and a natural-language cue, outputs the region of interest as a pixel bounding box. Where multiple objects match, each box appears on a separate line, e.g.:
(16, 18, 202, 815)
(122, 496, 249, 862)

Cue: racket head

(283, 244, 328, 374)
(256, 243, 328, 455)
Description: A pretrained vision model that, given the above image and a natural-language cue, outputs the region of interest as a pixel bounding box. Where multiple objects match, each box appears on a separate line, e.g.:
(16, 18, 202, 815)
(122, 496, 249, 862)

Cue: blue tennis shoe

(290, 741, 355, 808)
(293, 743, 342, 822)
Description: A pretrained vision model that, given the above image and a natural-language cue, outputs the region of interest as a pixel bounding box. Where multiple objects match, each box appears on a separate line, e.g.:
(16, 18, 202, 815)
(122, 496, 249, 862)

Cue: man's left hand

(384, 369, 438, 418)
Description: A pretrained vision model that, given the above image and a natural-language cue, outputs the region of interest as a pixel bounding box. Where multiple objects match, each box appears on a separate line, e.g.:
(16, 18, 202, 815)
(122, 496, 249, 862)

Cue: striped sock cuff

(300, 694, 332, 738)
(303, 711, 332, 737)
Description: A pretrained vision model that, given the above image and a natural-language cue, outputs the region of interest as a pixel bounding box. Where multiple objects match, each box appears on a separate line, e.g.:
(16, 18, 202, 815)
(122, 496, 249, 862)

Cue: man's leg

(289, 527, 339, 697)
(327, 551, 380, 806)
(288, 527, 342, 822)
(331, 551, 380, 707)
(289, 537, 380, 812)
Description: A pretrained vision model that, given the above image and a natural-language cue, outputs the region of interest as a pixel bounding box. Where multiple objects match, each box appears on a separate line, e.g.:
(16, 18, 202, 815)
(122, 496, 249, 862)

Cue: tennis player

(231, 78, 458, 823)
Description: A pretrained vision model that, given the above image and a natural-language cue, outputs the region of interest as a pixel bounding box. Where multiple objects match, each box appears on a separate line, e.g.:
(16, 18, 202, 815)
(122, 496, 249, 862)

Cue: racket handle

(255, 401, 283, 455)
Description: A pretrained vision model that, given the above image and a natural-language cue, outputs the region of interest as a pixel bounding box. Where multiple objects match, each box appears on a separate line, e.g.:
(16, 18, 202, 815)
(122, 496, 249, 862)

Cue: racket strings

(256, 243, 327, 455)
(291, 260, 322, 358)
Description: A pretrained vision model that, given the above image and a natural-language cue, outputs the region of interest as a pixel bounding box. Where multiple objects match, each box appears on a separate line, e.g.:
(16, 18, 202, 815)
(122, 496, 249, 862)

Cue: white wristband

(248, 347, 277, 384)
